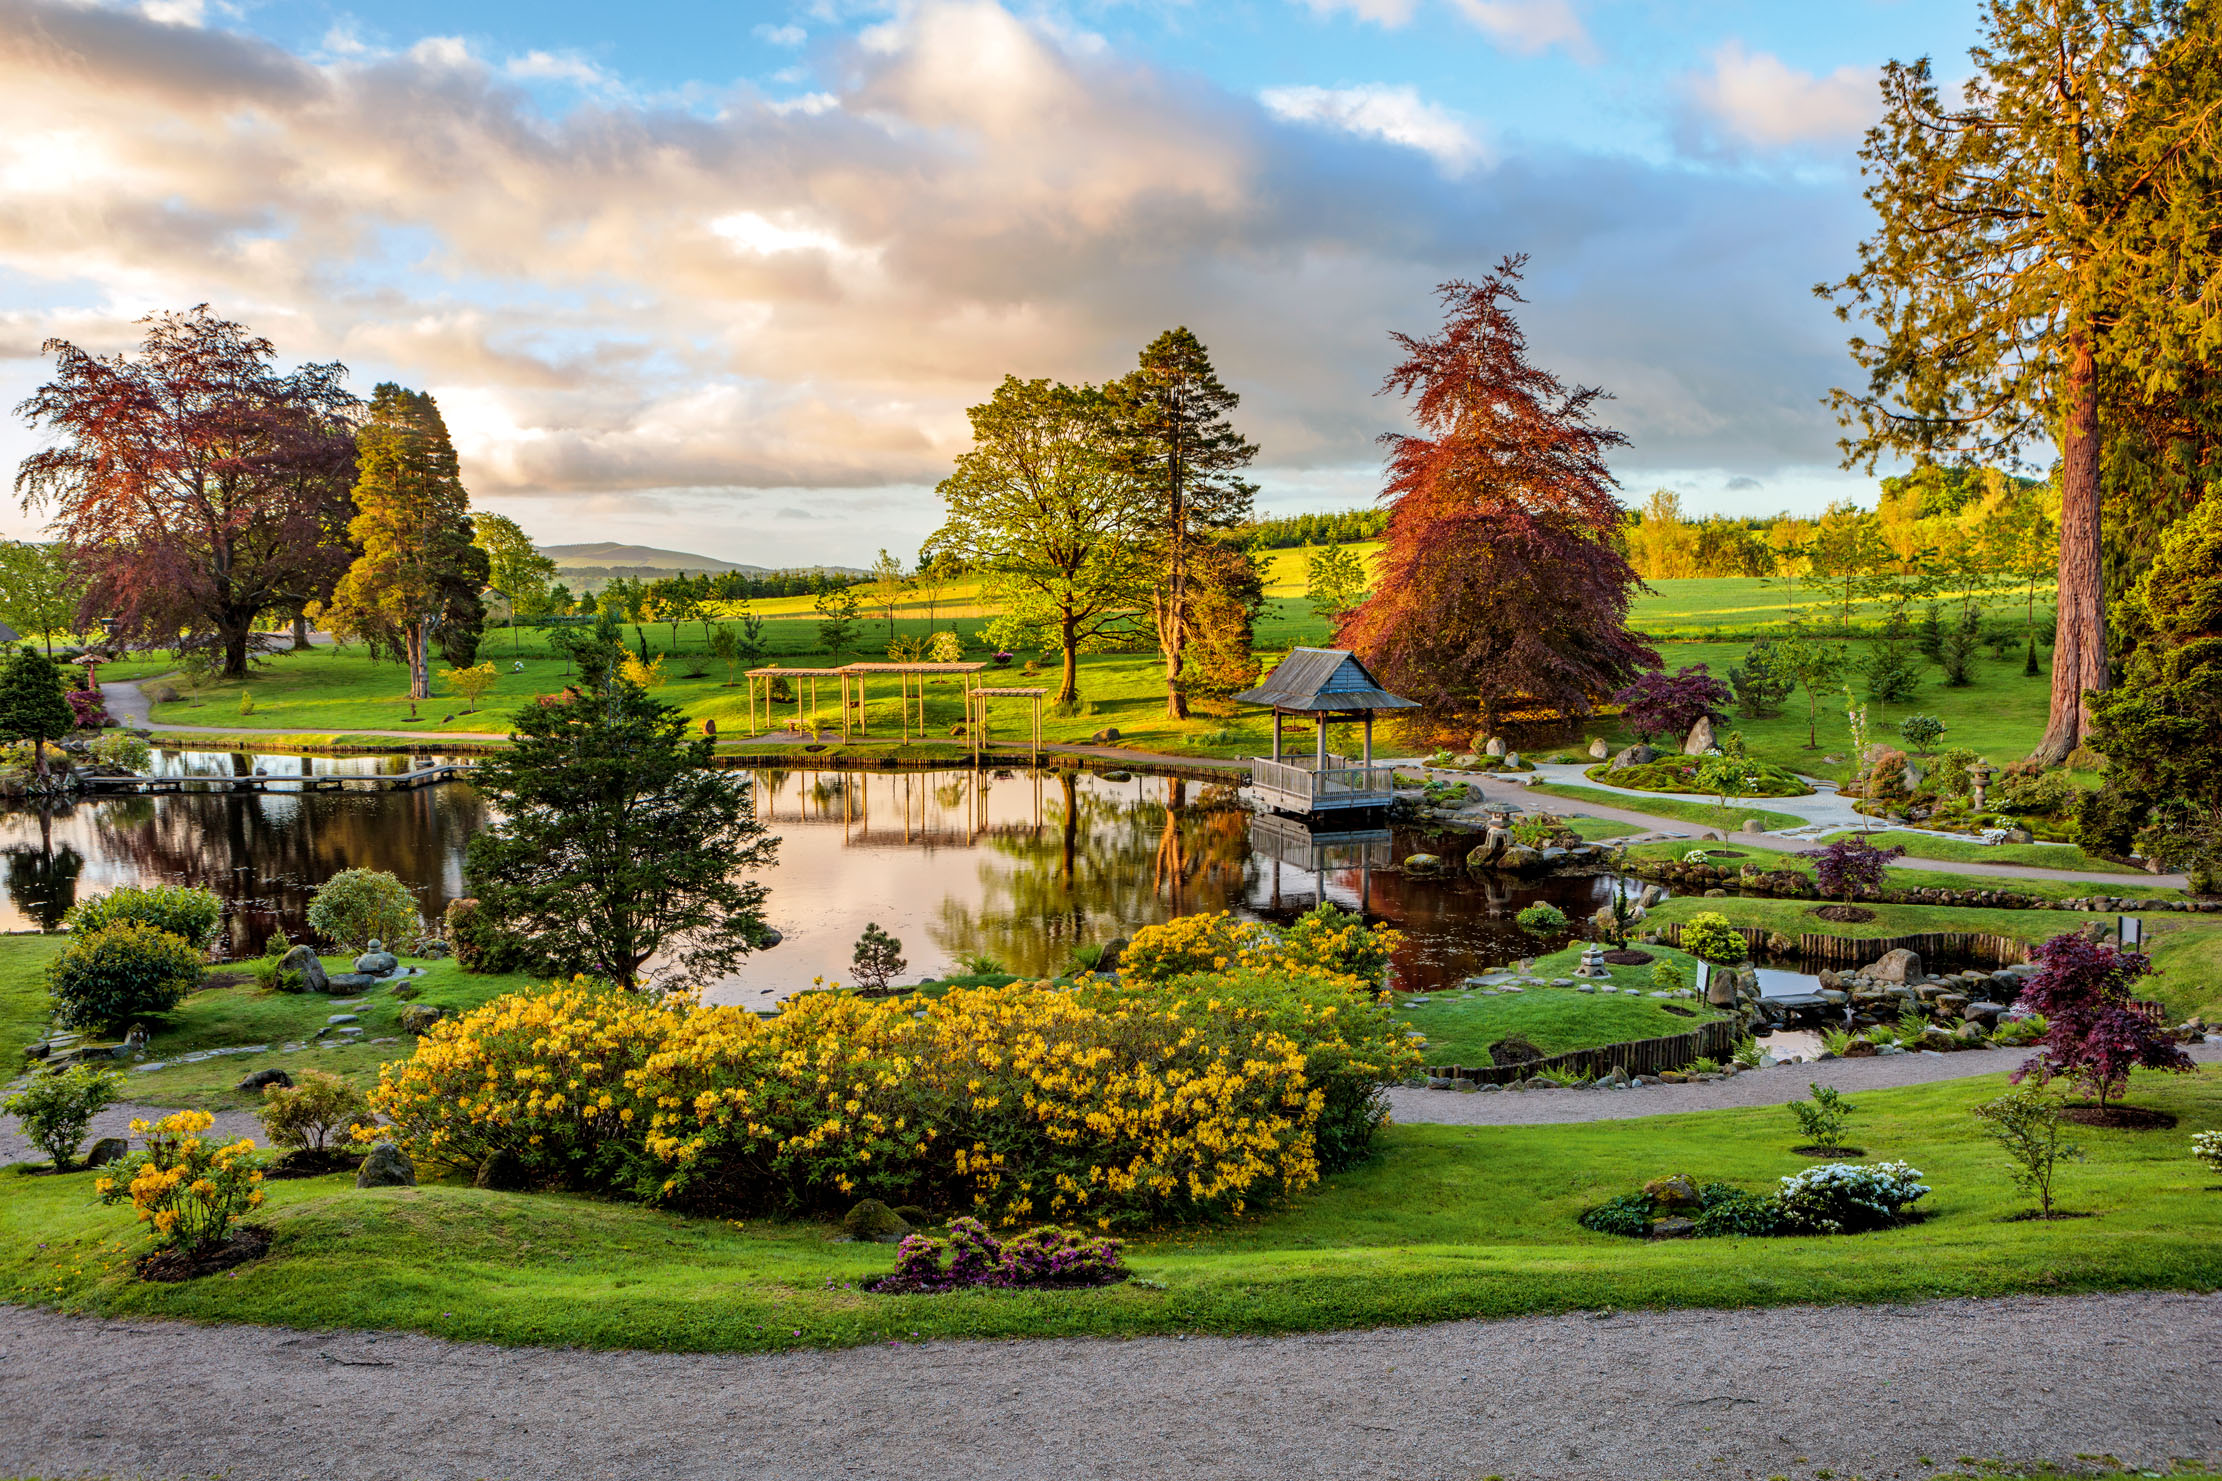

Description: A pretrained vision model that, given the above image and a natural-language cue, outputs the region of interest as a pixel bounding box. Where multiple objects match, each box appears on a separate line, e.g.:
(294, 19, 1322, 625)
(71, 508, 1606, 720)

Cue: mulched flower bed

(1813, 904, 1878, 923)
(1792, 1145, 1866, 1158)
(2000, 1209, 2095, 1222)
(136, 1224, 271, 1283)
(2060, 1105, 2178, 1130)
(1602, 949, 1655, 966)
(264, 1148, 357, 1181)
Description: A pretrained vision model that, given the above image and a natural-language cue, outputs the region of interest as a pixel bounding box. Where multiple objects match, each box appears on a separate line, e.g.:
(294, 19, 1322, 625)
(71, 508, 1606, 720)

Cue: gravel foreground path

(1390, 1044, 2222, 1126)
(2, 1292, 2218, 1481)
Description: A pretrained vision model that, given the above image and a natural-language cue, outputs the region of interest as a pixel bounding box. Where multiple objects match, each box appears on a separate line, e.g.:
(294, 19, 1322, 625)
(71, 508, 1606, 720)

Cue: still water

(0, 754, 1635, 1003)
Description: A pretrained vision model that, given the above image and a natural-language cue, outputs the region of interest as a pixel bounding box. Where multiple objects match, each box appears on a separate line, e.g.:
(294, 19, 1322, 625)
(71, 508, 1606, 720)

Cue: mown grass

(1822, 829, 2145, 877)
(4, 1067, 2216, 1352)
(0, 934, 67, 1064)
(1621, 839, 2184, 904)
(1527, 782, 1807, 832)
(1393, 939, 1721, 1067)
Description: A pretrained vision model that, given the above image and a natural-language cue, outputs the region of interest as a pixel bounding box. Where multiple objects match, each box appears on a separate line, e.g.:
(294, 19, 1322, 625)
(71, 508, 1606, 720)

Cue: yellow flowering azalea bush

(1120, 904, 1403, 987)
(374, 971, 1417, 1230)
(94, 1111, 266, 1252)
(369, 977, 690, 1190)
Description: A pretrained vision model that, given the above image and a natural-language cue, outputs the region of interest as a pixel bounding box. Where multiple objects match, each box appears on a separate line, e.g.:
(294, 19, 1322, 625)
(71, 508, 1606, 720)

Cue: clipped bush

(444, 896, 533, 974)
(1515, 902, 1568, 936)
(258, 1069, 373, 1154)
(65, 885, 221, 949)
(1, 1063, 124, 1169)
(89, 730, 151, 772)
(306, 868, 422, 952)
(47, 923, 206, 1029)
(1678, 911, 1747, 965)
(95, 1110, 266, 1252)
(1773, 1161, 1928, 1235)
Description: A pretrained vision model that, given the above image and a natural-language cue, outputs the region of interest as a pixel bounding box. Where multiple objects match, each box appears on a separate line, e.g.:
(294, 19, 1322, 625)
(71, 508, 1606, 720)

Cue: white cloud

(1685, 41, 1877, 150)
(407, 35, 475, 69)
(1259, 84, 1485, 174)
(139, 0, 205, 25)
(1449, 0, 1591, 60)
(1292, 0, 1418, 25)
(504, 50, 608, 88)
(755, 23, 807, 46)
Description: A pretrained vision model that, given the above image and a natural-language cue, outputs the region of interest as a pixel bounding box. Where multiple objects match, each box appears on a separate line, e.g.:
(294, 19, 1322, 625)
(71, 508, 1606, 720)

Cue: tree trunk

(1057, 610, 1080, 706)
(407, 618, 432, 701)
(222, 622, 251, 679)
(291, 613, 312, 651)
(2032, 326, 2107, 765)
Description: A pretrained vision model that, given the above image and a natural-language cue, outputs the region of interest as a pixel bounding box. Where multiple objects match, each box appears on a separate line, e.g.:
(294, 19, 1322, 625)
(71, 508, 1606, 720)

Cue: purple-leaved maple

(1801, 838, 1906, 906)
(2010, 932, 2192, 1109)
(1612, 665, 1732, 744)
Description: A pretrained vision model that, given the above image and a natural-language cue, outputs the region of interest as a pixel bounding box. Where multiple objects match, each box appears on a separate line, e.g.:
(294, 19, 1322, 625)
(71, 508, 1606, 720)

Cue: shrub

(89, 730, 151, 772)
(1650, 960, 1687, 992)
(444, 896, 533, 974)
(1577, 1191, 1654, 1237)
(2194, 1130, 2222, 1176)
(851, 923, 907, 992)
(65, 687, 109, 729)
(1611, 666, 1731, 742)
(1277, 902, 1401, 982)
(1992, 1013, 2047, 1047)
(1774, 1161, 1928, 1234)
(1515, 902, 1568, 936)
(1971, 1087, 2081, 1217)
(1119, 912, 1271, 983)
(1727, 640, 1795, 719)
(258, 1070, 374, 1154)
(2010, 932, 2193, 1109)
(1678, 912, 1746, 964)
(47, 923, 206, 1029)
(306, 868, 423, 952)
(94, 1110, 266, 1252)
(1897, 714, 1945, 757)
(1787, 1082, 1857, 1149)
(1692, 1181, 1784, 1237)
(2001, 767, 2076, 816)
(1, 1063, 124, 1169)
(927, 631, 965, 664)
(65, 885, 221, 949)
(868, 1217, 1127, 1293)
(1864, 747, 1912, 801)
(1802, 838, 1906, 905)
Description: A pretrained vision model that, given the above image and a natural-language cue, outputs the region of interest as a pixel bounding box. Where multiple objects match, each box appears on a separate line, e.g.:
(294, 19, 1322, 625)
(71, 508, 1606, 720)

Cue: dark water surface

(0, 755, 1634, 1003)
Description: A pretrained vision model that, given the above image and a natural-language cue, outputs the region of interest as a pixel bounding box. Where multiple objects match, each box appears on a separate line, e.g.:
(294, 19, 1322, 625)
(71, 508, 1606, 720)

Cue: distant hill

(537, 542, 866, 591)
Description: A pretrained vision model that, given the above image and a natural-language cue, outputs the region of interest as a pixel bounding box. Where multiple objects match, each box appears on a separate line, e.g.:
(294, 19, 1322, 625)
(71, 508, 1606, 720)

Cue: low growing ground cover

(1393, 942, 1720, 1066)
(1584, 757, 1812, 798)
(4, 1067, 2213, 1351)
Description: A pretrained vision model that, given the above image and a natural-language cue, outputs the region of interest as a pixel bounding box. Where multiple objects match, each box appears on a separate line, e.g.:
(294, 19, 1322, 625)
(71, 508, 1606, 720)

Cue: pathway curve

(1389, 1045, 2222, 1127)
(2, 1292, 2217, 1480)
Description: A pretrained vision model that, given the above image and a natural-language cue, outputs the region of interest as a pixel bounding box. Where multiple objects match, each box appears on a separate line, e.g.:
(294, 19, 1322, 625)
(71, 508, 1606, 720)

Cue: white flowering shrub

(2194, 1131, 2222, 1176)
(1775, 1161, 1929, 1235)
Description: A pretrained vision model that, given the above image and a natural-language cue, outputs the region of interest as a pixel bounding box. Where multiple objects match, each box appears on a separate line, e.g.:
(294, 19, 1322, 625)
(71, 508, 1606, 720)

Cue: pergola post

(1315, 712, 1327, 770)
(1272, 711, 1283, 762)
(1363, 712, 1373, 767)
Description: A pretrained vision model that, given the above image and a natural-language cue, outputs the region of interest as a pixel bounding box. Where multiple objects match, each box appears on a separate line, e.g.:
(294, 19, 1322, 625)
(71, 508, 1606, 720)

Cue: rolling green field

(5, 1067, 2215, 1351)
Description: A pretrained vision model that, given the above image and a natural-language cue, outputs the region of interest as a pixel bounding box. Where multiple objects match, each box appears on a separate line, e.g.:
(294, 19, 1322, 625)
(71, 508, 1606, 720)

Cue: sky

(0, 0, 1983, 569)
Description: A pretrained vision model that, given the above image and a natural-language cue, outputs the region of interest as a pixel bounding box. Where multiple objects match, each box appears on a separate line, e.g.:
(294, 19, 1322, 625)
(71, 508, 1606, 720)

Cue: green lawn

(0, 933, 67, 1064)
(115, 955, 545, 1111)
(1621, 839, 2184, 905)
(1822, 829, 2145, 877)
(5, 1067, 2215, 1352)
(1528, 782, 1807, 832)
(1394, 940, 1721, 1066)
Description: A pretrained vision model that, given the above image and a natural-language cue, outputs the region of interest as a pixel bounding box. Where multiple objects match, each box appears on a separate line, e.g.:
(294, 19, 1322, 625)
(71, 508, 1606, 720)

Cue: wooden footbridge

(79, 763, 470, 795)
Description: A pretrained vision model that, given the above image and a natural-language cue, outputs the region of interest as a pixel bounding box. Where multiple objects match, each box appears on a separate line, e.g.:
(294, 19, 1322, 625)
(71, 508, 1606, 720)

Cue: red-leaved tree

(14, 307, 359, 677)
(1338, 258, 1656, 734)
(2011, 931, 2191, 1109)
(1801, 836, 1907, 906)
(1612, 665, 1733, 743)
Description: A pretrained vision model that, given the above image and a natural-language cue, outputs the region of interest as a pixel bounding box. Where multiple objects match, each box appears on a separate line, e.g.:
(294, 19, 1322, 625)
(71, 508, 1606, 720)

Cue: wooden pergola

(969, 686, 1046, 765)
(744, 661, 989, 742)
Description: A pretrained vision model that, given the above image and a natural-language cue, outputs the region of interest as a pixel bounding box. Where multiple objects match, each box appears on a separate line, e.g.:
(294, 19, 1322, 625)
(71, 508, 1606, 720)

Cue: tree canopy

(14, 307, 359, 677)
(1339, 259, 1656, 734)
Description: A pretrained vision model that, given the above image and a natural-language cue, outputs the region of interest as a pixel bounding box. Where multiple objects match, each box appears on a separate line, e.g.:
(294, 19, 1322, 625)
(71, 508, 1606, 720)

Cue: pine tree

(322, 385, 489, 700)
(0, 647, 75, 781)
(1111, 329, 1257, 719)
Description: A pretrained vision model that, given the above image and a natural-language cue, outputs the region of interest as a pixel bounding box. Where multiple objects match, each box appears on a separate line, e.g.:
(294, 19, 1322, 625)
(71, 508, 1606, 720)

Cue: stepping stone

(327, 1014, 359, 1025)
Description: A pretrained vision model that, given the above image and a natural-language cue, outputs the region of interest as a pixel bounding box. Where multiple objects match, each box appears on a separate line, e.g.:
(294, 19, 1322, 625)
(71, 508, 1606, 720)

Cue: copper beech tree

(1338, 258, 1655, 737)
(13, 307, 359, 677)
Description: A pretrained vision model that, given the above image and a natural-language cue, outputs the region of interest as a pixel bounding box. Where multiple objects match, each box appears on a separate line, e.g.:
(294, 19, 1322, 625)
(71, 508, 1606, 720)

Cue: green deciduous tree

(322, 385, 488, 700)
(464, 620, 777, 990)
(813, 585, 861, 659)
(1303, 542, 1368, 623)
(0, 542, 81, 657)
(473, 512, 558, 655)
(1821, 0, 2222, 763)
(1111, 329, 1258, 719)
(869, 550, 906, 642)
(927, 377, 1151, 705)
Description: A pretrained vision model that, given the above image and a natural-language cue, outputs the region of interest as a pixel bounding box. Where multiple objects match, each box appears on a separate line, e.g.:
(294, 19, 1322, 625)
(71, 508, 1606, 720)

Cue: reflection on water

(0, 755, 1639, 1000)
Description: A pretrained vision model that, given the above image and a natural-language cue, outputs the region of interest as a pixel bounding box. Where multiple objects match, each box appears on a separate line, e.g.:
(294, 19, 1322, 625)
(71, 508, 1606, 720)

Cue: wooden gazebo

(1235, 648, 1416, 814)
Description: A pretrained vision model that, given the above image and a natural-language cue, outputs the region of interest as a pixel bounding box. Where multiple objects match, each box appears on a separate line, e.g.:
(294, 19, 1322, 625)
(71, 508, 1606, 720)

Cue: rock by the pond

(842, 1198, 911, 1243)
(1588, 736, 1610, 760)
(1649, 1216, 1697, 1239)
(279, 944, 329, 994)
(1483, 736, 1507, 758)
(83, 1136, 129, 1168)
(353, 941, 400, 978)
(1609, 744, 1658, 771)
(1642, 1173, 1702, 1212)
(388, 979, 420, 1000)
(1402, 853, 1444, 875)
(756, 927, 783, 949)
(325, 973, 378, 993)
(1682, 715, 1717, 755)
(356, 1143, 417, 1188)
(1865, 948, 1923, 984)
(399, 1004, 445, 1035)
(417, 939, 452, 960)
(236, 1067, 294, 1093)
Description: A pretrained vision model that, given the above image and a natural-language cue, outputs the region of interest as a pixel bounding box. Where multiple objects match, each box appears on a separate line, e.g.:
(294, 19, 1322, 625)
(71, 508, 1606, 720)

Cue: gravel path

(1390, 1044, 2222, 1126)
(1, 1292, 2217, 1480)
(0, 1102, 263, 1168)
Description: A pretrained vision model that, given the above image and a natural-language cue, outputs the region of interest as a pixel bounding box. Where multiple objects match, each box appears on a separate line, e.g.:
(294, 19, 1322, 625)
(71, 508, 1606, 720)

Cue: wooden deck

(79, 764, 470, 795)
(1249, 754, 1399, 815)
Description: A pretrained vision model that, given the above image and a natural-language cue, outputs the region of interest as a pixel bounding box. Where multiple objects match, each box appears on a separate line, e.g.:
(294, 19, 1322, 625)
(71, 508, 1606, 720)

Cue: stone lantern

(1967, 760, 1994, 811)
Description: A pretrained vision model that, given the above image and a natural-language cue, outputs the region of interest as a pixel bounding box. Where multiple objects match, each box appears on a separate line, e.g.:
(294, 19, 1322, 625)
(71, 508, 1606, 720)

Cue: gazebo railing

(1251, 756, 1398, 813)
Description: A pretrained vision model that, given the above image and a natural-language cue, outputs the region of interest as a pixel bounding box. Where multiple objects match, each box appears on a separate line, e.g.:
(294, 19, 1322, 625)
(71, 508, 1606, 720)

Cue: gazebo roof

(1235, 648, 1418, 714)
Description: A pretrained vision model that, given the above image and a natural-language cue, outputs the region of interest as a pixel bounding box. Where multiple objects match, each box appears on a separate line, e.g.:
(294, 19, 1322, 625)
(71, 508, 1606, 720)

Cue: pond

(0, 754, 1642, 1004)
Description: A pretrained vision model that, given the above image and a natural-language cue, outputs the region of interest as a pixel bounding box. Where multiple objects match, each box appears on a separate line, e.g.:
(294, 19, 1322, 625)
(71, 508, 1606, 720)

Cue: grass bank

(6, 1068, 2217, 1351)
(1821, 829, 2145, 877)
(1621, 840, 2184, 905)
(1527, 782, 1806, 832)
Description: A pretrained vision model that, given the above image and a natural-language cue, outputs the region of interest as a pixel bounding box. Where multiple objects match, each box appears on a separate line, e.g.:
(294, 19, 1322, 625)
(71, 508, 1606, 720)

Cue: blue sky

(0, 0, 1984, 566)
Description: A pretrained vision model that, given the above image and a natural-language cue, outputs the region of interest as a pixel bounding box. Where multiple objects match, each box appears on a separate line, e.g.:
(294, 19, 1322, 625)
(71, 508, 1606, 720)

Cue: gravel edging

(1389, 1043, 2222, 1126)
(1, 1292, 2218, 1480)
(0, 1102, 263, 1169)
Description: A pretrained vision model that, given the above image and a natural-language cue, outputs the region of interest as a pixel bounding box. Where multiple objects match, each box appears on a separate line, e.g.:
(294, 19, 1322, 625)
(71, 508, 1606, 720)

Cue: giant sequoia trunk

(2033, 326, 2110, 765)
